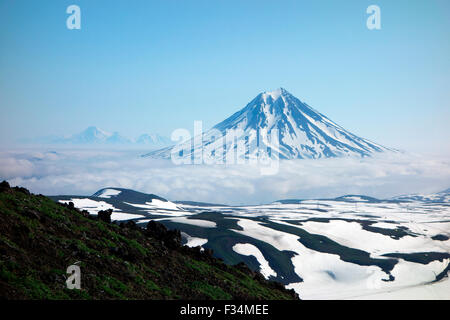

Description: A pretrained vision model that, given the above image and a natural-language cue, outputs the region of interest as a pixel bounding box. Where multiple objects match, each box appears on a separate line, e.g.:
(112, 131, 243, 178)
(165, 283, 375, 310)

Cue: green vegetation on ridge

(0, 181, 298, 300)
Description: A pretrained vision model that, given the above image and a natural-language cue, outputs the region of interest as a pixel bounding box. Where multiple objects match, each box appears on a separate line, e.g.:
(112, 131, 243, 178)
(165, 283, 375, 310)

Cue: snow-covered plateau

(52, 187, 450, 300)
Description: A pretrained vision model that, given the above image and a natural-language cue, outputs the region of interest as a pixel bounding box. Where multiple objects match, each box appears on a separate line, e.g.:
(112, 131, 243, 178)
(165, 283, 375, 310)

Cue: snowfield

(58, 198, 145, 221)
(59, 198, 115, 213)
(125, 198, 180, 211)
(296, 220, 449, 254)
(150, 217, 217, 228)
(54, 190, 450, 300)
(178, 199, 449, 299)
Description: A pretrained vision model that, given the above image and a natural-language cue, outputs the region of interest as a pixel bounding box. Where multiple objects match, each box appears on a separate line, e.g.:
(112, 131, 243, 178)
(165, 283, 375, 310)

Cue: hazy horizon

(1, 1, 449, 156)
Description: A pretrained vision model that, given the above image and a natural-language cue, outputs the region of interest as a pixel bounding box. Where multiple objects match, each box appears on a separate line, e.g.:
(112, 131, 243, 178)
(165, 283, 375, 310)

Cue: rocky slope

(0, 181, 298, 300)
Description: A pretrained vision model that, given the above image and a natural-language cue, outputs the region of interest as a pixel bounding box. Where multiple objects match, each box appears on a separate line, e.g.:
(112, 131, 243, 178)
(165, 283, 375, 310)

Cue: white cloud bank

(0, 148, 449, 204)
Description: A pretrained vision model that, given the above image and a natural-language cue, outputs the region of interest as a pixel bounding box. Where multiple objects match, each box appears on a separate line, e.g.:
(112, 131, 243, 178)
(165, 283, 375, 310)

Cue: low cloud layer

(0, 148, 449, 204)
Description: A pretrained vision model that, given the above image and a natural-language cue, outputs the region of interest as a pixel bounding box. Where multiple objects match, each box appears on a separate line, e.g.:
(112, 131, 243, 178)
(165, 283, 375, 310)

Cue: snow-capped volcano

(145, 88, 393, 160)
(27, 126, 173, 148)
(52, 126, 132, 145)
(136, 133, 172, 147)
(67, 126, 115, 144)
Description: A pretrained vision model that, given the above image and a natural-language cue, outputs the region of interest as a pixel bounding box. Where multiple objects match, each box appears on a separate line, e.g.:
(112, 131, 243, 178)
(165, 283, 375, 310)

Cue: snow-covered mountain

(27, 126, 172, 148)
(136, 133, 172, 147)
(391, 188, 450, 203)
(38, 126, 131, 145)
(144, 88, 394, 160)
(69, 126, 115, 144)
(92, 187, 167, 203)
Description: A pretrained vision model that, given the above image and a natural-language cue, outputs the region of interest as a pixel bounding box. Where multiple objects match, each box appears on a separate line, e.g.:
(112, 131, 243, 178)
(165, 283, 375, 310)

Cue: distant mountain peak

(83, 126, 110, 136)
(71, 126, 113, 143)
(27, 127, 172, 148)
(136, 133, 172, 146)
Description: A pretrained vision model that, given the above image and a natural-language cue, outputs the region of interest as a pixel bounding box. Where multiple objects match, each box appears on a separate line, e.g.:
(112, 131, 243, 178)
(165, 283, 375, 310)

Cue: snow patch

(59, 198, 115, 214)
(125, 198, 180, 211)
(156, 217, 216, 228)
(97, 188, 121, 198)
(181, 232, 208, 248)
(233, 243, 277, 279)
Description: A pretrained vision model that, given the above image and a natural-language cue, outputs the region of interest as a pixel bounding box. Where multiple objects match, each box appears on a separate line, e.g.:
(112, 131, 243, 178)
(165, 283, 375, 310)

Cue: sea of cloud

(0, 148, 449, 204)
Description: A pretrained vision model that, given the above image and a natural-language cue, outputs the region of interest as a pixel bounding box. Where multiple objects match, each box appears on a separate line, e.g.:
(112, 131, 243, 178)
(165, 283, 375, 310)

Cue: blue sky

(1, 0, 449, 155)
